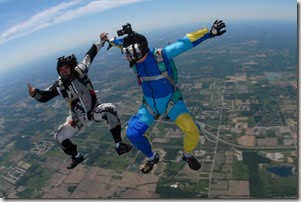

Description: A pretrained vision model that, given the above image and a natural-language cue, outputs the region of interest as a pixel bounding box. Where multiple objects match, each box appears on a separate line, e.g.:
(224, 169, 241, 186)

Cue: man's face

(58, 65, 71, 79)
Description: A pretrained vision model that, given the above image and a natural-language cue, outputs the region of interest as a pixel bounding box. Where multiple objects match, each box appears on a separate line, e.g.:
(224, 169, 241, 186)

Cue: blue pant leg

(126, 106, 155, 158)
(168, 100, 201, 128)
(167, 100, 190, 121)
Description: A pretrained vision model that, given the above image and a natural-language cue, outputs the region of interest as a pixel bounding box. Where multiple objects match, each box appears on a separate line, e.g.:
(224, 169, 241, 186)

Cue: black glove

(210, 20, 226, 37)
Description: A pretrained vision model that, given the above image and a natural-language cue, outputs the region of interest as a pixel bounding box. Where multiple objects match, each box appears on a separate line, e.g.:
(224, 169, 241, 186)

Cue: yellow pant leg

(175, 113, 200, 154)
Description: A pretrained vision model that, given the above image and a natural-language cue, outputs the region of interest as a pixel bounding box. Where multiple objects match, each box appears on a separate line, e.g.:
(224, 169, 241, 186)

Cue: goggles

(57, 54, 78, 70)
(122, 43, 142, 61)
(57, 54, 76, 63)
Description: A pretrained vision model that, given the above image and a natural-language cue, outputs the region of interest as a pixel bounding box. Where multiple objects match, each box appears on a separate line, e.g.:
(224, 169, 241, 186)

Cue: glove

(210, 20, 226, 37)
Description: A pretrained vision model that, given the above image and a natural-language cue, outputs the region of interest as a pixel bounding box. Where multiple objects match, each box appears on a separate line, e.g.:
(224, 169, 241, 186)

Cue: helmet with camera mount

(122, 32, 149, 64)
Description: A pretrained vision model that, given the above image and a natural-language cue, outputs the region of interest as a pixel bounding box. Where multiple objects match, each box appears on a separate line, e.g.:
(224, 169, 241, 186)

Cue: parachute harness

(132, 48, 183, 119)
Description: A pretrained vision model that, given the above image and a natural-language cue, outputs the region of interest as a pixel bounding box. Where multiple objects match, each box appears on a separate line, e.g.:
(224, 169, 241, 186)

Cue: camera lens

(117, 30, 123, 36)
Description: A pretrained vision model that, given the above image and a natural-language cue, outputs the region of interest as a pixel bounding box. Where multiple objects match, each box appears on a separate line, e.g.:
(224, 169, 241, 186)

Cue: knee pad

(55, 124, 78, 144)
(94, 103, 119, 126)
(95, 103, 117, 116)
(55, 125, 66, 144)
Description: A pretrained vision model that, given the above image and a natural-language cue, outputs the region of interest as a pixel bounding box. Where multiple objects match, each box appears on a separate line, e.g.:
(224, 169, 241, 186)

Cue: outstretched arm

(77, 32, 109, 73)
(28, 82, 59, 102)
(164, 20, 226, 59)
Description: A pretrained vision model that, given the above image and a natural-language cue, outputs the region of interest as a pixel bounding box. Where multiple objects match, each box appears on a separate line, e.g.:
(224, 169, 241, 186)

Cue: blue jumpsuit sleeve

(164, 27, 212, 59)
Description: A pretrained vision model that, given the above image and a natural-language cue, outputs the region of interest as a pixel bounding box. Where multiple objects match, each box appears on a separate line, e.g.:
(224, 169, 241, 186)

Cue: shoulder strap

(56, 79, 69, 99)
(75, 65, 87, 80)
(153, 48, 177, 90)
(154, 48, 166, 72)
(132, 64, 137, 74)
(132, 49, 178, 90)
(73, 66, 94, 91)
(131, 64, 142, 86)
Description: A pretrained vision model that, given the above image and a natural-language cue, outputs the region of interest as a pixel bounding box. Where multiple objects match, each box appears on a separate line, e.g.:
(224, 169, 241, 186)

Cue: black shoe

(67, 155, 84, 170)
(141, 153, 160, 174)
(182, 154, 201, 170)
(116, 142, 133, 155)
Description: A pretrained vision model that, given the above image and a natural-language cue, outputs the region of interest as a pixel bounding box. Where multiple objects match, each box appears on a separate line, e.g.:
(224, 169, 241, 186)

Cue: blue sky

(0, 0, 297, 73)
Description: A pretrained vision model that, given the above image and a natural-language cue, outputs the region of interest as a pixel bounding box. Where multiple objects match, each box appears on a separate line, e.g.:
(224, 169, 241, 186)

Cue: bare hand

(28, 83, 36, 97)
(100, 32, 109, 42)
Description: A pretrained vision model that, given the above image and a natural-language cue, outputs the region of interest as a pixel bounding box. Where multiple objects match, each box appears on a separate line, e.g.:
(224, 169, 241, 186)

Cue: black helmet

(122, 32, 149, 65)
(56, 54, 78, 78)
(57, 54, 78, 70)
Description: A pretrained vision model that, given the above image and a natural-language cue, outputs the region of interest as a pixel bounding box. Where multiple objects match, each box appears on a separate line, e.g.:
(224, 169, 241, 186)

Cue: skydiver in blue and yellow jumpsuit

(108, 20, 226, 173)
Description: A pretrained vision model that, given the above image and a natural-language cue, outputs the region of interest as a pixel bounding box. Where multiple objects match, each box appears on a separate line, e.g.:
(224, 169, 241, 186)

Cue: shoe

(67, 155, 84, 170)
(182, 154, 201, 170)
(141, 153, 160, 174)
(116, 142, 133, 155)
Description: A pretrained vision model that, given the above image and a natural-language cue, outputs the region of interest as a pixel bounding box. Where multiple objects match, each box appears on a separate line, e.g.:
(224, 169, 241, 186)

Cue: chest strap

(138, 71, 177, 90)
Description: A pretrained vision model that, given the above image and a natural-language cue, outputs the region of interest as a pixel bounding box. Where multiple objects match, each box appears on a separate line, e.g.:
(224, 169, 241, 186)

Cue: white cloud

(0, 0, 144, 44)
(53, 0, 142, 23)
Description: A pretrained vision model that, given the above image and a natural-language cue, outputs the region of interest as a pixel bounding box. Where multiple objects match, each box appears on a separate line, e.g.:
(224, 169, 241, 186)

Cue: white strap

(139, 73, 167, 82)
